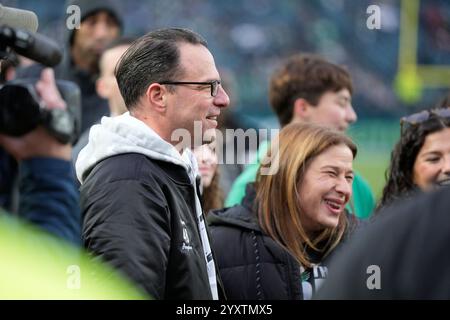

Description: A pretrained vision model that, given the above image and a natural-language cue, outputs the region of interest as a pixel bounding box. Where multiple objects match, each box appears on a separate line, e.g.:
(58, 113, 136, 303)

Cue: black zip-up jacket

(81, 153, 213, 299)
(208, 184, 359, 300)
(77, 114, 220, 300)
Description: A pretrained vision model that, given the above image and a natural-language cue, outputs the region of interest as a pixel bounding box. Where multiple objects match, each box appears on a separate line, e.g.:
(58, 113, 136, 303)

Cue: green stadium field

(348, 119, 400, 200)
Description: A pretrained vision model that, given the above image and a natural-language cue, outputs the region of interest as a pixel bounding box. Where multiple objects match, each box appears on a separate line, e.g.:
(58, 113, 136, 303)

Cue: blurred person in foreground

(0, 210, 146, 299)
(316, 185, 450, 299)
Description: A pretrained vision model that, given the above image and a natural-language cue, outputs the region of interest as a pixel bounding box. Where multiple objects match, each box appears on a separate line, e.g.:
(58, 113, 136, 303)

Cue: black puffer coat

(208, 184, 359, 300)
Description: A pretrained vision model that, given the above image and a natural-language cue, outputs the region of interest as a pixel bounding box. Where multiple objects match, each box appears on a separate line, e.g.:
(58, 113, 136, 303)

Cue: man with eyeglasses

(76, 28, 230, 299)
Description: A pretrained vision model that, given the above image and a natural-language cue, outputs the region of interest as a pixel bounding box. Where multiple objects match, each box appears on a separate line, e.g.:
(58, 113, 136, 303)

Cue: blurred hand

(0, 68, 71, 161)
(35, 68, 66, 110)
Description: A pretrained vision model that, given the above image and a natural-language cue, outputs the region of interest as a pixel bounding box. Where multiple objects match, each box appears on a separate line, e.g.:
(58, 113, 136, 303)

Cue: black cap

(66, 0, 123, 46)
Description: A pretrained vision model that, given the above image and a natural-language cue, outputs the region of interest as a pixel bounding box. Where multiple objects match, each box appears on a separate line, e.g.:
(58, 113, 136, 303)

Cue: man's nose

(214, 85, 230, 108)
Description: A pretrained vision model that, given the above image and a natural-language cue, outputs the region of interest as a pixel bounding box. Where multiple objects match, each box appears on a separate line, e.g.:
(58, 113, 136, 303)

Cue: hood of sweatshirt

(75, 112, 199, 184)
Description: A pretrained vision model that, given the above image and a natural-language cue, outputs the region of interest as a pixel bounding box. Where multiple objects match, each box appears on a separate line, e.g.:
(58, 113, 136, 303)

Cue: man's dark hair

(269, 54, 353, 127)
(115, 28, 208, 110)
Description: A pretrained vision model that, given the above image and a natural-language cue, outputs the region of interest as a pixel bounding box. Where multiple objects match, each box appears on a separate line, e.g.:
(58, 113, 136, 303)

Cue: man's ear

(145, 83, 167, 113)
(96, 77, 108, 99)
(292, 98, 312, 122)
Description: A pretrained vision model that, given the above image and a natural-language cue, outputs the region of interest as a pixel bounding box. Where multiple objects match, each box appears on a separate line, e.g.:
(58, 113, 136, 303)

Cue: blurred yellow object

(0, 213, 148, 299)
(396, 0, 450, 104)
(395, 67, 423, 104)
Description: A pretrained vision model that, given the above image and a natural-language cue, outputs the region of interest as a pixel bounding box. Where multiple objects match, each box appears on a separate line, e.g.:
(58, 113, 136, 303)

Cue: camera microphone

(0, 4, 61, 67)
(0, 26, 62, 67)
(0, 4, 38, 32)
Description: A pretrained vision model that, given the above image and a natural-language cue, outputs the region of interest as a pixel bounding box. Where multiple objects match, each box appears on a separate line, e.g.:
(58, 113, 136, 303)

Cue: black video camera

(0, 78, 81, 144)
(0, 24, 81, 144)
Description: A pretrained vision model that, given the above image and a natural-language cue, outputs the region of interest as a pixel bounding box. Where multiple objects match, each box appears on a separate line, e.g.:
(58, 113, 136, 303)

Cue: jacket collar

(76, 113, 199, 184)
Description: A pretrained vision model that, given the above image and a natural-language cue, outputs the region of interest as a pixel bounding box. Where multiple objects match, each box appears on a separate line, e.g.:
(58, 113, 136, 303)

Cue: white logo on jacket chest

(180, 219, 193, 252)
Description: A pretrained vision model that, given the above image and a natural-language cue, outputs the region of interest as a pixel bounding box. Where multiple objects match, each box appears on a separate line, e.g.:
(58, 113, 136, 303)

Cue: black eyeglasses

(159, 80, 221, 97)
(400, 108, 450, 135)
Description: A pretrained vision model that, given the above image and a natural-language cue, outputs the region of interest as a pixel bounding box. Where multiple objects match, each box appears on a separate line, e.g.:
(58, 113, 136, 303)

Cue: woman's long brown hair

(256, 123, 357, 268)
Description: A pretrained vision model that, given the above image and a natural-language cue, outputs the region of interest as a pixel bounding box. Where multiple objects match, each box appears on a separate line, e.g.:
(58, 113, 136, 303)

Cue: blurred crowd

(4, 0, 450, 121)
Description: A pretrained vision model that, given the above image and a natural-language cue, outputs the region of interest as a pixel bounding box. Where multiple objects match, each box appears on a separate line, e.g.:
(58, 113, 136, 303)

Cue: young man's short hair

(269, 54, 353, 127)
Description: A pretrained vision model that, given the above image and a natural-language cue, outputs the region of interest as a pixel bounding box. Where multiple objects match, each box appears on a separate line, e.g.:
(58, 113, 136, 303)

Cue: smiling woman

(379, 107, 450, 210)
(208, 123, 360, 300)
(256, 123, 357, 269)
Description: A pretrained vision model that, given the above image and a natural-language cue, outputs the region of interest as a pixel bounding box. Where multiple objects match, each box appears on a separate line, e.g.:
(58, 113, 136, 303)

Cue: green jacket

(225, 141, 375, 219)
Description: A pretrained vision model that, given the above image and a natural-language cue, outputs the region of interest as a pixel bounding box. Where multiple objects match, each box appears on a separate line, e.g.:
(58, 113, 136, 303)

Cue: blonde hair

(256, 123, 357, 268)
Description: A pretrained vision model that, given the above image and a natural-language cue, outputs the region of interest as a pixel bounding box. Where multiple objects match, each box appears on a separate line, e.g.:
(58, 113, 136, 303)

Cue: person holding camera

(0, 4, 83, 244)
(0, 68, 80, 244)
(15, 0, 122, 135)
(0, 63, 143, 298)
